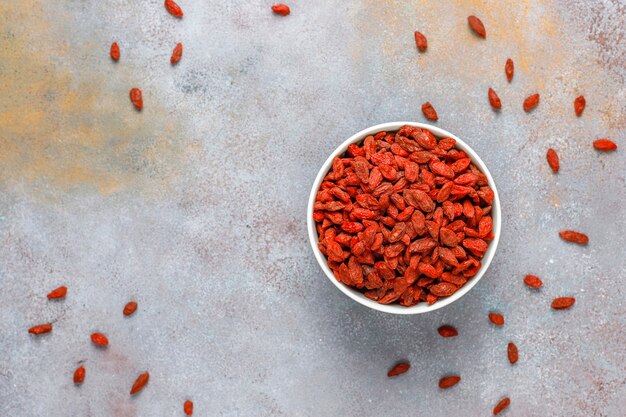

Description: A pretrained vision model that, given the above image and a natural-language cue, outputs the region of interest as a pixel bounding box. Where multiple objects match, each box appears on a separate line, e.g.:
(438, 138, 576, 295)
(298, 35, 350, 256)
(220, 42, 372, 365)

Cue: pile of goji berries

(314, 125, 495, 306)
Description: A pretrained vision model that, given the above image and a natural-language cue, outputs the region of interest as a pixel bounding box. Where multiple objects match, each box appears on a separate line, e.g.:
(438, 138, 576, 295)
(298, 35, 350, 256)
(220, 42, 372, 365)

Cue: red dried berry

(493, 397, 510, 415)
(505, 58, 514, 81)
(524, 275, 542, 289)
(414, 31, 427, 51)
(488, 313, 504, 326)
(184, 400, 194, 415)
(123, 301, 138, 316)
(387, 362, 410, 377)
(47, 286, 67, 299)
(467, 15, 486, 38)
(559, 230, 588, 245)
(507, 342, 518, 364)
(271, 4, 290, 16)
(488, 88, 501, 110)
(73, 366, 85, 384)
(130, 371, 150, 395)
(91, 332, 109, 347)
(574, 95, 585, 116)
(437, 325, 458, 337)
(523, 94, 540, 112)
(164, 0, 183, 17)
(110, 42, 120, 61)
(421, 102, 438, 121)
(439, 375, 461, 389)
(551, 297, 575, 310)
(28, 323, 52, 335)
(593, 139, 617, 151)
(129, 88, 143, 111)
(546, 148, 559, 173)
(171, 43, 183, 65)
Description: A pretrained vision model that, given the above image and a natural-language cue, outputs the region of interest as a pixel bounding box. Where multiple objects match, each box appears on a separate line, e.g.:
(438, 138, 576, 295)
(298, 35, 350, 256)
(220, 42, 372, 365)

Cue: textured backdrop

(0, 0, 624, 416)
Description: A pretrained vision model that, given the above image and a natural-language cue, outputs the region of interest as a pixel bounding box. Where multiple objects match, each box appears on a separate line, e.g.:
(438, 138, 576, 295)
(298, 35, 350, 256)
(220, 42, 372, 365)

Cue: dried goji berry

(493, 397, 510, 415)
(73, 366, 85, 384)
(505, 58, 514, 81)
(91, 332, 109, 347)
(437, 325, 458, 337)
(507, 342, 518, 364)
(387, 362, 410, 377)
(28, 323, 52, 335)
(171, 43, 183, 65)
(130, 371, 150, 395)
(559, 230, 588, 245)
(467, 15, 486, 38)
(129, 88, 143, 111)
(439, 375, 461, 389)
(593, 139, 617, 151)
(421, 102, 438, 121)
(123, 301, 138, 316)
(546, 148, 559, 173)
(523, 94, 540, 112)
(47, 286, 67, 299)
(488, 313, 504, 326)
(164, 0, 183, 17)
(430, 282, 457, 297)
(574, 95, 585, 116)
(271, 4, 290, 16)
(488, 88, 501, 110)
(524, 274, 542, 288)
(110, 42, 120, 61)
(184, 400, 193, 415)
(551, 297, 575, 310)
(414, 31, 427, 51)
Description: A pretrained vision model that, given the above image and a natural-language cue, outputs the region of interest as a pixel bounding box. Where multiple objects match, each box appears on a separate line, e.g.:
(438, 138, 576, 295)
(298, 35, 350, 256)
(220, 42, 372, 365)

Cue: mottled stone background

(0, 1, 624, 416)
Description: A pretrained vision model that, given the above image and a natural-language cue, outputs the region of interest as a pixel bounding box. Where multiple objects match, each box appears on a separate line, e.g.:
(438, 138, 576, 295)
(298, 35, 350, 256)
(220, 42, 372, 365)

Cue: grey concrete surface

(0, 1, 624, 416)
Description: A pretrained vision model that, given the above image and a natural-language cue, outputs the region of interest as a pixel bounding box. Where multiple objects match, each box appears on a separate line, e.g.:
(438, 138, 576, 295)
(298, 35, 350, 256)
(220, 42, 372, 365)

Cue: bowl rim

(307, 121, 501, 315)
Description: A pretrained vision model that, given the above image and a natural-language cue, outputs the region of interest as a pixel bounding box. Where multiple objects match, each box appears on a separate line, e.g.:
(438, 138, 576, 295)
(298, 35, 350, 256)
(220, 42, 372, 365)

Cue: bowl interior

(307, 122, 501, 314)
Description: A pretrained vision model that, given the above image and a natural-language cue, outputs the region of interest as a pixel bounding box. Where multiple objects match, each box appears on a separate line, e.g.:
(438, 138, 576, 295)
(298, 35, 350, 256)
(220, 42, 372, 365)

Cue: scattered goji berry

(507, 342, 518, 364)
(171, 43, 183, 65)
(439, 375, 461, 389)
(488, 313, 504, 326)
(130, 88, 143, 111)
(505, 58, 514, 81)
(488, 88, 501, 110)
(47, 286, 67, 299)
(123, 301, 138, 316)
(130, 371, 150, 395)
(559, 230, 588, 245)
(184, 400, 193, 415)
(164, 0, 183, 17)
(524, 274, 542, 288)
(73, 366, 85, 384)
(467, 15, 486, 38)
(593, 139, 617, 151)
(493, 397, 510, 415)
(437, 325, 458, 337)
(28, 323, 52, 335)
(110, 42, 120, 61)
(551, 297, 575, 310)
(574, 95, 585, 116)
(546, 148, 559, 173)
(414, 31, 427, 51)
(91, 332, 109, 346)
(387, 362, 410, 377)
(421, 102, 438, 121)
(271, 4, 290, 16)
(523, 94, 540, 112)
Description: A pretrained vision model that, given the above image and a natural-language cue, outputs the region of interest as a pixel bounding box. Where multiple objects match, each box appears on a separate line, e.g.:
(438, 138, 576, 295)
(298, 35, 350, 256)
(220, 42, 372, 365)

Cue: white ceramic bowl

(307, 122, 501, 314)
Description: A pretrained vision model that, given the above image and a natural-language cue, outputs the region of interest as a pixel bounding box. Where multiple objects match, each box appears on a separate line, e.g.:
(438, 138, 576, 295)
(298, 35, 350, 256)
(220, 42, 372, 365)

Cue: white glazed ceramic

(307, 122, 501, 315)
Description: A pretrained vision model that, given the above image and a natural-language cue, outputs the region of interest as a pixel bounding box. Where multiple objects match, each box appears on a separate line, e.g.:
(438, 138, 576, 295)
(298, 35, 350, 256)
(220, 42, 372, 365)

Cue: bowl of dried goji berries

(308, 122, 501, 314)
